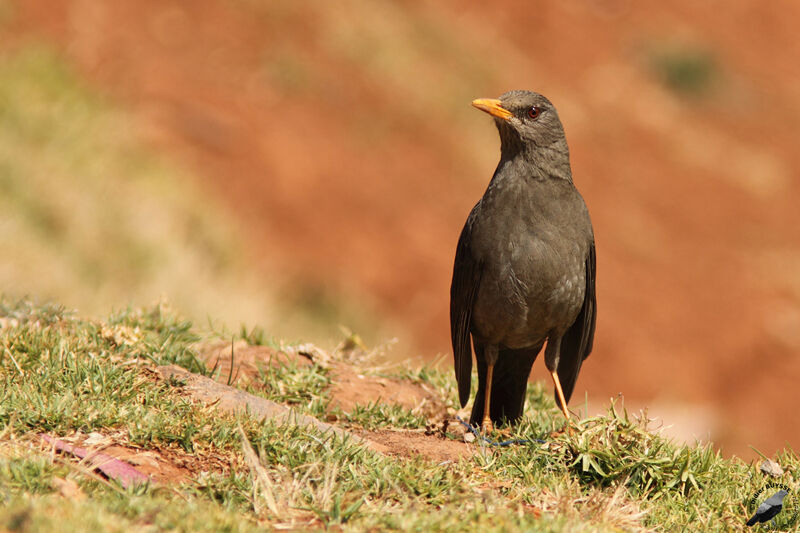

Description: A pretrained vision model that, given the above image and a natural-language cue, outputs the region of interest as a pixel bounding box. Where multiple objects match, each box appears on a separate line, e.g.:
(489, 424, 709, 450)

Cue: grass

(255, 355, 331, 416)
(1, 298, 797, 531)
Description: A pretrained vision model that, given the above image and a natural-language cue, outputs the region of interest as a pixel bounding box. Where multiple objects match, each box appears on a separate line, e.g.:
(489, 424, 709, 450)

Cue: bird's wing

(450, 214, 482, 408)
(756, 501, 774, 514)
(556, 240, 597, 405)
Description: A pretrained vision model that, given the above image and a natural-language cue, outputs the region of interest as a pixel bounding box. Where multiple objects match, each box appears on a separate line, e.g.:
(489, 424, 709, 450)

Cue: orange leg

(550, 370, 571, 421)
(481, 362, 495, 432)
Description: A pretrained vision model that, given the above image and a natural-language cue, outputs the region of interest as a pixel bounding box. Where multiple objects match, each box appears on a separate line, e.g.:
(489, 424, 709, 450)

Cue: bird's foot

(480, 418, 494, 433)
(557, 397, 574, 434)
(549, 419, 575, 438)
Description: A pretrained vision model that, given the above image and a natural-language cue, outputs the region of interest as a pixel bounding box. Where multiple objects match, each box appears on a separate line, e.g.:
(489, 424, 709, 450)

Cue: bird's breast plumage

(468, 172, 592, 348)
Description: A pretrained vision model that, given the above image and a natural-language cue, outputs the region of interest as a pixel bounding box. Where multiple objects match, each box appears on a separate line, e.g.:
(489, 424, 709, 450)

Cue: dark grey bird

(747, 489, 789, 526)
(450, 90, 596, 430)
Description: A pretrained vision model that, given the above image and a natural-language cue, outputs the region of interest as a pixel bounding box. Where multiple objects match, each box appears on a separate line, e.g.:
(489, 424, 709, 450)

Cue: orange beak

(471, 98, 513, 120)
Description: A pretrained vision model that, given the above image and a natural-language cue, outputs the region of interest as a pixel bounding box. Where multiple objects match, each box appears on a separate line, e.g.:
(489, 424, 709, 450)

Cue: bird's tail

(469, 345, 542, 426)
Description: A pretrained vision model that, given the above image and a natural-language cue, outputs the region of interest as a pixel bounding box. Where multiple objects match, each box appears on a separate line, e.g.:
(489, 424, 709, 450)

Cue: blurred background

(1, 0, 799, 457)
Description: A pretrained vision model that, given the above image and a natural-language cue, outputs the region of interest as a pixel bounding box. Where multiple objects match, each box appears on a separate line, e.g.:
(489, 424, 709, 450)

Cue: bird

(747, 489, 789, 526)
(450, 90, 596, 430)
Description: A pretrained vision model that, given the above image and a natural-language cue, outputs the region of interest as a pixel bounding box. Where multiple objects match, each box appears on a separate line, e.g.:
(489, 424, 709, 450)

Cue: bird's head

(472, 90, 569, 168)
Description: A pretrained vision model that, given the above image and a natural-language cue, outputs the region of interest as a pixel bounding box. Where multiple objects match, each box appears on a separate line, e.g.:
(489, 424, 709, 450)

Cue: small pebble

(760, 459, 784, 477)
(464, 432, 476, 443)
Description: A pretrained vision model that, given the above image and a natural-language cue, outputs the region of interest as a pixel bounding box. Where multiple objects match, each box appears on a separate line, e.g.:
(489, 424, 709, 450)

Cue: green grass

(0, 298, 797, 531)
(254, 355, 331, 416)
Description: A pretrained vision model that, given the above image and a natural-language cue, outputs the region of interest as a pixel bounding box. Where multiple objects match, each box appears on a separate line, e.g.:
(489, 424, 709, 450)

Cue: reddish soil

(41, 431, 203, 486)
(195, 340, 314, 388)
(360, 429, 473, 463)
(7, 1, 800, 456)
(326, 364, 444, 417)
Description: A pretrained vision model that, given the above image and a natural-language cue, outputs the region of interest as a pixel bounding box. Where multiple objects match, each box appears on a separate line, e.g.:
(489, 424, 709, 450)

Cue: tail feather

(469, 344, 542, 426)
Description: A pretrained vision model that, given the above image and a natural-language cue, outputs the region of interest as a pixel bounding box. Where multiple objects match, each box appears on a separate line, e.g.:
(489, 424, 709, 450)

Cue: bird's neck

(499, 141, 573, 183)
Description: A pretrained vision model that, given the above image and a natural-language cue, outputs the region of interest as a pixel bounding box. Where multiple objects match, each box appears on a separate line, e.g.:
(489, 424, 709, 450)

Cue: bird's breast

(468, 187, 590, 348)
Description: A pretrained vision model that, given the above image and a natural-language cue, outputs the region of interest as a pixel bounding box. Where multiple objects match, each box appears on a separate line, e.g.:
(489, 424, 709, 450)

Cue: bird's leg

(482, 362, 494, 432)
(480, 344, 500, 432)
(544, 337, 572, 429)
(550, 370, 570, 421)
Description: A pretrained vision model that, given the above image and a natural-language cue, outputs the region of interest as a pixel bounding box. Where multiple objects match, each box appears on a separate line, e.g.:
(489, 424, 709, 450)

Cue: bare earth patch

(194, 340, 313, 388)
(359, 429, 474, 463)
(327, 362, 447, 419)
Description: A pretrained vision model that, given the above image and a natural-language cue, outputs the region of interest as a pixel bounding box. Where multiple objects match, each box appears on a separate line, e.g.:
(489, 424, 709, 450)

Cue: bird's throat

(498, 147, 573, 184)
(496, 126, 572, 182)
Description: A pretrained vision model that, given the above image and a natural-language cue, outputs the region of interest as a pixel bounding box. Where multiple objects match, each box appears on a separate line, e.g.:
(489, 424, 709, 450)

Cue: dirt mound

(326, 364, 444, 417)
(195, 340, 314, 387)
(360, 429, 473, 463)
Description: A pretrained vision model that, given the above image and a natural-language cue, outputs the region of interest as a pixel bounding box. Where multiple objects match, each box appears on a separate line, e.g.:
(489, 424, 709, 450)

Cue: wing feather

(556, 241, 597, 406)
(450, 215, 482, 407)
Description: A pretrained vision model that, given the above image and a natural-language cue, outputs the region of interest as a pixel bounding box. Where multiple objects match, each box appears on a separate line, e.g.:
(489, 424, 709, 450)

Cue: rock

(760, 459, 784, 477)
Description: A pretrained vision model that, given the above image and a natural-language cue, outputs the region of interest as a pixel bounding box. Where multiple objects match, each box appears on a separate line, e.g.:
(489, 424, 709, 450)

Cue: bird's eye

(527, 106, 542, 120)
